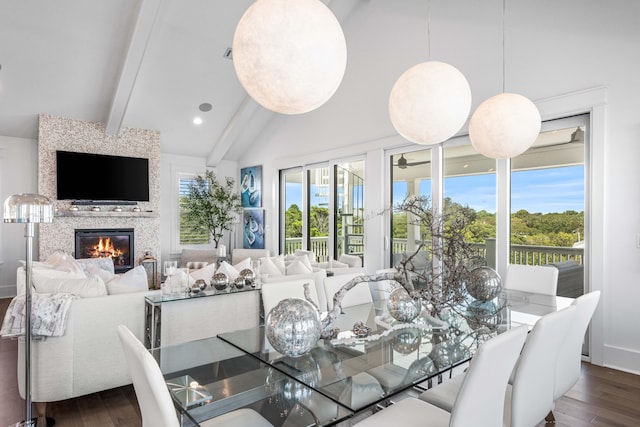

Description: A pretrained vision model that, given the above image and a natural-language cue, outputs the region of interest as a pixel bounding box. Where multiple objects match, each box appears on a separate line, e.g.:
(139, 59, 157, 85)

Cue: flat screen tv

(56, 150, 150, 204)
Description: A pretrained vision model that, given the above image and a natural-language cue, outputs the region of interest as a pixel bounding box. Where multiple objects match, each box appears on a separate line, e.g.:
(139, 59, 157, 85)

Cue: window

(387, 115, 588, 292)
(444, 143, 496, 268)
(510, 117, 586, 286)
(390, 148, 432, 264)
(179, 174, 209, 245)
(335, 161, 365, 258)
(281, 169, 303, 255)
(280, 158, 365, 264)
(308, 165, 331, 260)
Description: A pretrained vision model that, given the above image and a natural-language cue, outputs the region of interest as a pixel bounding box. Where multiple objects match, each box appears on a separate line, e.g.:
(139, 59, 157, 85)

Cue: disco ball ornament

(266, 298, 321, 357)
(464, 267, 502, 302)
(387, 287, 422, 322)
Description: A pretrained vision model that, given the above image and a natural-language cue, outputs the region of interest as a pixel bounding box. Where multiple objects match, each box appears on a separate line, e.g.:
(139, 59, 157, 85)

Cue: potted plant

(181, 170, 242, 250)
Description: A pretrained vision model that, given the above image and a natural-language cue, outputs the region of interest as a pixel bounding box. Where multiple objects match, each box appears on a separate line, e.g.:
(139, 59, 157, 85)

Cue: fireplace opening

(75, 228, 134, 273)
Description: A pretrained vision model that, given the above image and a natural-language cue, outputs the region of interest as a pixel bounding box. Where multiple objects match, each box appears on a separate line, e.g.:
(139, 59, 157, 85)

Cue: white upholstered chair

(261, 279, 322, 315)
(356, 325, 529, 427)
(323, 273, 373, 310)
(231, 248, 270, 265)
(546, 290, 600, 421)
(419, 305, 576, 427)
(117, 325, 272, 427)
(503, 264, 559, 295)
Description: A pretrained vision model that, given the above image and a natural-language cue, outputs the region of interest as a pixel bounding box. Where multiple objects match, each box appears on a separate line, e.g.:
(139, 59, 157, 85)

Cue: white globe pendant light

(388, 61, 472, 145)
(232, 0, 347, 115)
(469, 92, 541, 159)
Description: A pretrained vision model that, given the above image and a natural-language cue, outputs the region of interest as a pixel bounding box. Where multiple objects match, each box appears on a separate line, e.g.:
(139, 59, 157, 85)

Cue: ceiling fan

(394, 153, 431, 169)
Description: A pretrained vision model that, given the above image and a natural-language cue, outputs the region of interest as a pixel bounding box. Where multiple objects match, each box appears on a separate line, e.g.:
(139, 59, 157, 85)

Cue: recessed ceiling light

(199, 103, 213, 112)
(193, 117, 203, 125)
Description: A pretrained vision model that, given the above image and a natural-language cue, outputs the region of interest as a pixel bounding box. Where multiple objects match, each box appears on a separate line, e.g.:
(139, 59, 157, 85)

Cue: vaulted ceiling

(0, 0, 369, 163)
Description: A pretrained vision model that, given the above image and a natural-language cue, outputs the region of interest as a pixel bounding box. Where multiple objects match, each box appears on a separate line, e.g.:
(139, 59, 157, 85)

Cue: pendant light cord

(427, 0, 431, 61)
(502, 0, 506, 93)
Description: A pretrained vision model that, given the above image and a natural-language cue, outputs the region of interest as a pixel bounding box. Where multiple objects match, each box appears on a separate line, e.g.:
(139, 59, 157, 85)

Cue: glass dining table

(153, 289, 573, 426)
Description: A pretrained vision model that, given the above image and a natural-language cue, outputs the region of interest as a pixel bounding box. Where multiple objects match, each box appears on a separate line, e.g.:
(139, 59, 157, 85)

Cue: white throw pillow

(189, 263, 217, 283)
(293, 254, 314, 271)
(44, 251, 87, 277)
(260, 257, 284, 277)
(33, 275, 107, 298)
(233, 257, 251, 272)
(76, 257, 115, 275)
(216, 261, 240, 281)
(86, 265, 117, 283)
(294, 249, 316, 264)
(286, 260, 313, 275)
(106, 266, 149, 295)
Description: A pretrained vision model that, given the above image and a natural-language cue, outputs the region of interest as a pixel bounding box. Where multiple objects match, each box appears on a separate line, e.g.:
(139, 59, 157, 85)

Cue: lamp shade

(469, 93, 541, 159)
(3, 193, 54, 223)
(232, 0, 347, 115)
(388, 61, 472, 145)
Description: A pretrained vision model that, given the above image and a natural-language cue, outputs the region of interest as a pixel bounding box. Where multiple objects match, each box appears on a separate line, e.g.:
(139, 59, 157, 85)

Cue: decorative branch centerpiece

(309, 196, 504, 340)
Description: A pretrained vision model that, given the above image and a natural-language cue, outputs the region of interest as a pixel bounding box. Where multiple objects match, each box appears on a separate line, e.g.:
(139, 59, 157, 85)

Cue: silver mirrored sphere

(387, 287, 421, 322)
(265, 298, 321, 357)
(233, 276, 245, 289)
(195, 279, 207, 291)
(239, 268, 255, 285)
(211, 272, 229, 290)
(464, 266, 502, 302)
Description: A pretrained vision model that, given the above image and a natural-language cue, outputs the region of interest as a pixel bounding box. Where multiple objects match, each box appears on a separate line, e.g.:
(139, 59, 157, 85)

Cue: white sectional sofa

(14, 264, 156, 404)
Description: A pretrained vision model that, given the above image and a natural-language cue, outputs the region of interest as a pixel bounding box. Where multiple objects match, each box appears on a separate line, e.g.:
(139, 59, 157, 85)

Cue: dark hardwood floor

(1, 297, 639, 426)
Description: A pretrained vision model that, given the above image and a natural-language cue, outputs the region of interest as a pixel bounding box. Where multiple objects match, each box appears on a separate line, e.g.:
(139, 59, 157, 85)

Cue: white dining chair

(323, 273, 373, 310)
(546, 290, 600, 422)
(355, 325, 528, 427)
(261, 279, 323, 315)
(419, 305, 576, 427)
(503, 263, 559, 295)
(117, 325, 272, 427)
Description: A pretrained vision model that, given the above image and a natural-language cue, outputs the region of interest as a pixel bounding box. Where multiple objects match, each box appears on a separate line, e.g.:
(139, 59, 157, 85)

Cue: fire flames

(88, 237, 123, 260)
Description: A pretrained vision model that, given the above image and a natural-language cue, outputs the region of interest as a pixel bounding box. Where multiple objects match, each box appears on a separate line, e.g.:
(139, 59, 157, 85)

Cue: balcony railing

(285, 237, 583, 266)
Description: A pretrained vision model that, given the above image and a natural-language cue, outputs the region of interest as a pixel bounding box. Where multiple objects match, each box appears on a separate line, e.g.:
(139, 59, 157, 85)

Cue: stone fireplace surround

(37, 115, 161, 281)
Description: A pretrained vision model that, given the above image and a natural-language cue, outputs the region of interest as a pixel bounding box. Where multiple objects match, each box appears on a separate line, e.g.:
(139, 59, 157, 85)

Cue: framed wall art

(240, 165, 262, 207)
(242, 208, 265, 249)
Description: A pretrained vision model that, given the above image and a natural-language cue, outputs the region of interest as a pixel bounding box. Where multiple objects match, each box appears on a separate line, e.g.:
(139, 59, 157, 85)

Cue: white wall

(159, 154, 239, 266)
(0, 136, 38, 297)
(235, 0, 640, 374)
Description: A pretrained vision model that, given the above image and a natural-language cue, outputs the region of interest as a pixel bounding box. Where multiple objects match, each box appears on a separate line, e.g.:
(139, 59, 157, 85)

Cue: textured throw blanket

(1, 293, 77, 338)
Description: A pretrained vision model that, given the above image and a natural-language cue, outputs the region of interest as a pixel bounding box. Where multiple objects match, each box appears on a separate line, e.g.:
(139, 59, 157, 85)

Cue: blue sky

(287, 165, 584, 214)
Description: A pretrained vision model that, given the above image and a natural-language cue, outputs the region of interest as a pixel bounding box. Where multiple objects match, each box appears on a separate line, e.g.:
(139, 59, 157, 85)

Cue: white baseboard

(0, 285, 16, 299)
(604, 344, 640, 375)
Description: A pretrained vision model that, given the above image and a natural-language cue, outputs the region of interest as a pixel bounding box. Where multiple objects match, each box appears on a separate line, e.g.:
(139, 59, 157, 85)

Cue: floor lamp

(3, 194, 53, 427)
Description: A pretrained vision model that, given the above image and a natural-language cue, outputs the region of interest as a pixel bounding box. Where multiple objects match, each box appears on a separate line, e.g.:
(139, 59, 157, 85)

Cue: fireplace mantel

(55, 210, 158, 218)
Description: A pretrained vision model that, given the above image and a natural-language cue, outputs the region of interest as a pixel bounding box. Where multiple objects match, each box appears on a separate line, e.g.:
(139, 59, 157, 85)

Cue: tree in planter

(182, 170, 242, 248)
